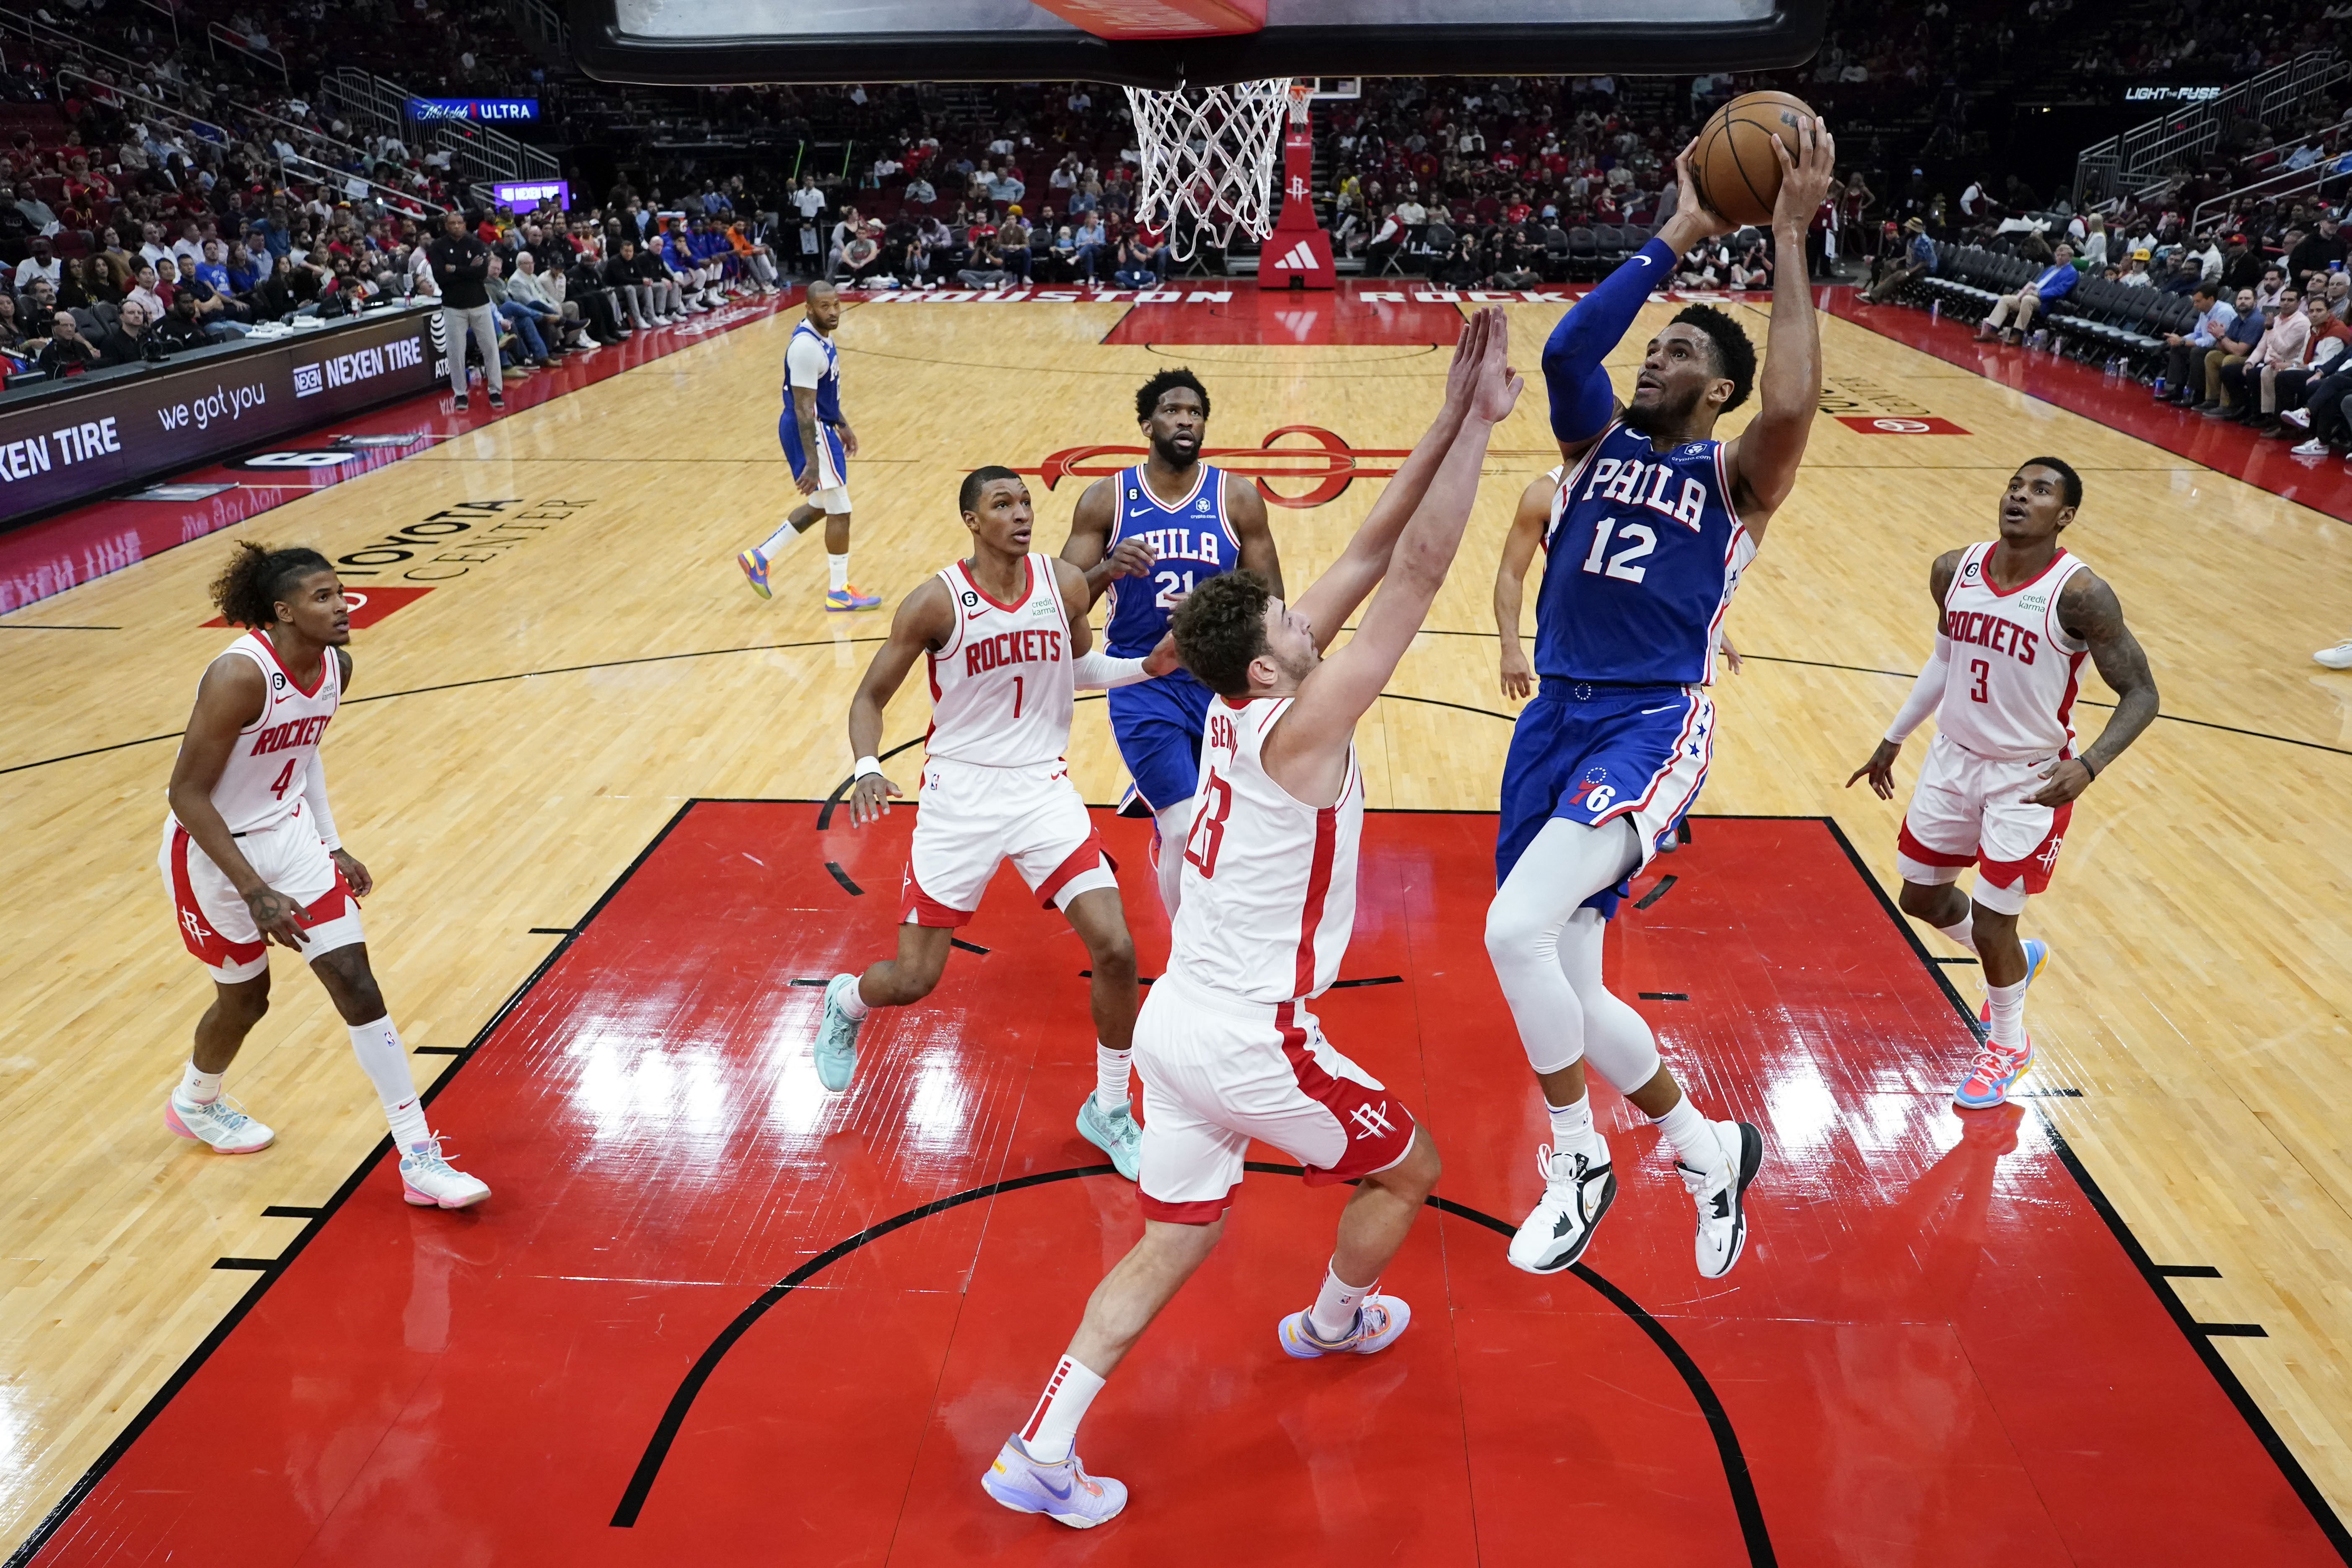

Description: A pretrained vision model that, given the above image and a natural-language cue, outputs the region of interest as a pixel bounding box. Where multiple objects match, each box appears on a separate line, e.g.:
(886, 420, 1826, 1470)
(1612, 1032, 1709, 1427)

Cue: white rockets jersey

(1167, 696, 1364, 1006)
(925, 553, 1075, 767)
(1934, 541, 2091, 761)
(170, 630, 341, 836)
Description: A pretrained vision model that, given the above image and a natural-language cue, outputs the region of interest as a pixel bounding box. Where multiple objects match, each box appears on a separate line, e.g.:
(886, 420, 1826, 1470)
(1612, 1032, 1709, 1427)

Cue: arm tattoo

(2061, 572, 2160, 773)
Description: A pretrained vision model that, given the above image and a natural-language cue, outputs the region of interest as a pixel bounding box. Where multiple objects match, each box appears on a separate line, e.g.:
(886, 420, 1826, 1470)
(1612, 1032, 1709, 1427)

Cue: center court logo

(1018, 427, 1411, 509)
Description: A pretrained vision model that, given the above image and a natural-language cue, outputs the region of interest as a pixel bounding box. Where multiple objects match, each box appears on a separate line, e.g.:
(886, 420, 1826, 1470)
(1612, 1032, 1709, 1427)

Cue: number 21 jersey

(1103, 463, 1238, 659)
(1536, 420, 1756, 686)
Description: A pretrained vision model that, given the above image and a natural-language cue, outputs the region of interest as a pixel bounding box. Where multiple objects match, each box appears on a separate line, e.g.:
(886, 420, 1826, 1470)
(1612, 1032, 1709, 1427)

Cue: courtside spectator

(1974, 242, 2077, 346)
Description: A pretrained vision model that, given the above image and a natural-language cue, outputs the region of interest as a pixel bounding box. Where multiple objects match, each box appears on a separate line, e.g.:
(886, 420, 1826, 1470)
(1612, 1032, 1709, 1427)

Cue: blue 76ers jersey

(1102, 463, 1239, 657)
(1535, 420, 1756, 686)
(784, 321, 843, 425)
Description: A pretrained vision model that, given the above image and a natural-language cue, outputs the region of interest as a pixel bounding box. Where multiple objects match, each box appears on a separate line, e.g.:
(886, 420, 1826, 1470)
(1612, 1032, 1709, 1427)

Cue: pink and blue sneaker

(1277, 1295, 1412, 1359)
(1978, 938, 2052, 1022)
(980, 1434, 1127, 1528)
(1954, 1035, 2035, 1109)
(735, 548, 772, 599)
(824, 585, 882, 612)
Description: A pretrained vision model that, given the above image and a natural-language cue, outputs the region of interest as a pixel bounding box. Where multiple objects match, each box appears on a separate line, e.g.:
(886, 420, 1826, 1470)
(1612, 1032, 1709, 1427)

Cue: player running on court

(982, 310, 1517, 1531)
(817, 469, 1178, 1176)
(158, 543, 490, 1209)
(1059, 368, 1281, 913)
(1486, 117, 1836, 1282)
(735, 280, 880, 612)
(1847, 458, 2158, 1108)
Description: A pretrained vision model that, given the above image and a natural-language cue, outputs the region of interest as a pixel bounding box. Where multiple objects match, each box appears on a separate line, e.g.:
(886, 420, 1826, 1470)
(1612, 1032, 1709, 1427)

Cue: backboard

(567, 0, 1826, 90)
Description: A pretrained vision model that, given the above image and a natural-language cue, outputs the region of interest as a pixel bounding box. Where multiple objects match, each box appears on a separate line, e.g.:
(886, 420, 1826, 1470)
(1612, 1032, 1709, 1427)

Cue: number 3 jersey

(169, 630, 342, 837)
(1169, 696, 1364, 1006)
(1102, 463, 1239, 658)
(1932, 540, 2091, 761)
(1538, 420, 1756, 686)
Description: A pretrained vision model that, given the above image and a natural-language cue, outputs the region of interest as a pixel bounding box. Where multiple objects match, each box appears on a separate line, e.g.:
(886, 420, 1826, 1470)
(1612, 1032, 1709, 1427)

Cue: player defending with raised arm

(1484, 117, 1836, 1282)
(982, 311, 1518, 1531)
(1059, 369, 1282, 914)
(815, 469, 1179, 1176)
(735, 280, 880, 612)
(1847, 458, 2158, 1109)
(158, 543, 489, 1208)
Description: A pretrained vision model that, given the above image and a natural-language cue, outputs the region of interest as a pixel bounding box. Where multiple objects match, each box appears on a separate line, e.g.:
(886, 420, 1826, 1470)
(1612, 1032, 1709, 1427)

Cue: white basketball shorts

(900, 756, 1117, 927)
(1896, 731, 2073, 917)
(159, 805, 364, 983)
(1134, 972, 1419, 1225)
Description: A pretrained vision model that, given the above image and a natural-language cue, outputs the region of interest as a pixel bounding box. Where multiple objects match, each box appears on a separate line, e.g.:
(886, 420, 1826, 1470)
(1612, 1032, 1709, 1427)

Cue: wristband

(2079, 753, 2103, 780)
(853, 755, 883, 779)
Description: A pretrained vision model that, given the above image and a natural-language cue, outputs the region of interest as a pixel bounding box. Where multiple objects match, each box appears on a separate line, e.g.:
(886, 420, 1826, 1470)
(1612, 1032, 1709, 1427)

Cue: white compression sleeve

(303, 751, 341, 850)
(1556, 907, 1662, 1095)
(1484, 817, 1642, 1075)
(1072, 649, 1151, 689)
(1152, 798, 1192, 916)
(1885, 635, 1953, 744)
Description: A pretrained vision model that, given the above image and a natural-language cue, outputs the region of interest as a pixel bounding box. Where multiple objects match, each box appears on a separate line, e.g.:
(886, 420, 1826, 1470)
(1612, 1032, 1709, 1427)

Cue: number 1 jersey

(1102, 463, 1239, 657)
(1537, 420, 1756, 686)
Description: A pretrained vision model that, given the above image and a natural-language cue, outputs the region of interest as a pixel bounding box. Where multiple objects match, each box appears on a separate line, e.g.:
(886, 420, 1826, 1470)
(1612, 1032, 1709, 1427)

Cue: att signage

(407, 98, 539, 122)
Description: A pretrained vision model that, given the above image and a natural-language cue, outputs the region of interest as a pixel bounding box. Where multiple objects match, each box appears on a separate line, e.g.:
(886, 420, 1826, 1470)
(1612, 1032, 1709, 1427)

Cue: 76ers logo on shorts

(1569, 767, 1616, 816)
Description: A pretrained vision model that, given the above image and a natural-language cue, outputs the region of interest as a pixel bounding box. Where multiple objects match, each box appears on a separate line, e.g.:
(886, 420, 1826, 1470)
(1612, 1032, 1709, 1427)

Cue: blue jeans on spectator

(497, 301, 550, 360)
(1114, 267, 1157, 288)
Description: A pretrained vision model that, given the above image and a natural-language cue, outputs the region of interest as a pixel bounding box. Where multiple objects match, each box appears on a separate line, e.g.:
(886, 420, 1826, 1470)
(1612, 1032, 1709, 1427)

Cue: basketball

(1692, 90, 1819, 225)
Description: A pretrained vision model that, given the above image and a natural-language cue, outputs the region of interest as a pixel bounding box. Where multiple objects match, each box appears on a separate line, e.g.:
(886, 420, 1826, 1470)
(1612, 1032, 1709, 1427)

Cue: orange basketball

(1692, 91, 1818, 226)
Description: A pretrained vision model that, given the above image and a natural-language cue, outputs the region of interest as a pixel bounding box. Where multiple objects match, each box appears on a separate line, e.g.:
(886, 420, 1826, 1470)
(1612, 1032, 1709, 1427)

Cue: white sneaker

(399, 1136, 491, 1208)
(1507, 1136, 1617, 1273)
(2316, 641, 2352, 670)
(2282, 406, 2311, 428)
(1677, 1120, 1764, 1279)
(2293, 438, 2331, 456)
(165, 1092, 275, 1153)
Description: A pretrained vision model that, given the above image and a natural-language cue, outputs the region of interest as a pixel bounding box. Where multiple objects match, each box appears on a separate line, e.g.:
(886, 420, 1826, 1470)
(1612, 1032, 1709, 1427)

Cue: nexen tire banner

(0, 306, 440, 523)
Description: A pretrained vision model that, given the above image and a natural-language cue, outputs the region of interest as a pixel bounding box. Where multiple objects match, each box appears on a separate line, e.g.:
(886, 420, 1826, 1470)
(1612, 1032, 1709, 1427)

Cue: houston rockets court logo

(1014, 426, 1410, 509)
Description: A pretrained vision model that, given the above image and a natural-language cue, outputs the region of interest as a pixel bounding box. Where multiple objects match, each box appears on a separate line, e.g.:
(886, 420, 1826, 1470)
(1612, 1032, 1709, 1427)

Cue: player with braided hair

(155, 542, 490, 1208)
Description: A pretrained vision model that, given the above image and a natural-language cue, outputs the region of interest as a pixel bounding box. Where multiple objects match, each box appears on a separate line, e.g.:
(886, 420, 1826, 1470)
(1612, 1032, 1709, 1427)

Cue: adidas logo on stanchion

(1273, 240, 1320, 272)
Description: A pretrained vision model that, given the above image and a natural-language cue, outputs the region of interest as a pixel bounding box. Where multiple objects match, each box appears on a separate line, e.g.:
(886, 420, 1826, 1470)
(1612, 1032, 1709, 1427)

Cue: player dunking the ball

(1059, 368, 1281, 912)
(1847, 458, 2158, 1107)
(982, 310, 1517, 1530)
(735, 280, 881, 612)
(158, 543, 489, 1208)
(1486, 117, 1835, 1281)
(816, 469, 1178, 1177)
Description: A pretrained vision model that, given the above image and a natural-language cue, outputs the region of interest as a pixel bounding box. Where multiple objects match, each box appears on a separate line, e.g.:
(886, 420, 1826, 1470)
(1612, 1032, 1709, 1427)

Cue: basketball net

(1124, 79, 1309, 261)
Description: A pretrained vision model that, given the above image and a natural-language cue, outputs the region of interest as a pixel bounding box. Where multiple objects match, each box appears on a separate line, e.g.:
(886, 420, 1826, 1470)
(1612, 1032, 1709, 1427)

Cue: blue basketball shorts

(778, 415, 850, 512)
(1107, 669, 1214, 817)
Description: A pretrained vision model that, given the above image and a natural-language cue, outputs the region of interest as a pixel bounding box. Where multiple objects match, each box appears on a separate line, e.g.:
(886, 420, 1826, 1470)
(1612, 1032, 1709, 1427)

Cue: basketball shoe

(736, 548, 773, 599)
(1277, 1294, 1411, 1358)
(1679, 1120, 1764, 1279)
(814, 973, 865, 1091)
(1508, 1136, 1617, 1274)
(1954, 1036, 2035, 1110)
(1075, 1096, 1142, 1181)
(400, 1137, 491, 1208)
(165, 1092, 274, 1154)
(825, 586, 883, 612)
(981, 1435, 1127, 1528)
(1978, 938, 2051, 1023)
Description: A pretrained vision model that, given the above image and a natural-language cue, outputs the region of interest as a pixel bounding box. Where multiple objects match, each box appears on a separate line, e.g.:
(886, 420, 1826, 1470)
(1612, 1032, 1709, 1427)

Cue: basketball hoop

(1124, 78, 1308, 261)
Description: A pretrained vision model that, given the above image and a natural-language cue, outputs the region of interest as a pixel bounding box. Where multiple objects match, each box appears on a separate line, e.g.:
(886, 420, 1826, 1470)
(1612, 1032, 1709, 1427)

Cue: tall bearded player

(982, 311, 1518, 1530)
(1059, 368, 1281, 914)
(816, 469, 1179, 1178)
(1847, 458, 2158, 1109)
(158, 543, 490, 1208)
(1485, 117, 1836, 1282)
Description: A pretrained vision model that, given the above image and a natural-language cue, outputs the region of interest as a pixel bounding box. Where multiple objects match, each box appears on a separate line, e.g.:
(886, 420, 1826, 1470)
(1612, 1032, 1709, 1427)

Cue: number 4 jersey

(172, 630, 342, 836)
(1538, 420, 1755, 685)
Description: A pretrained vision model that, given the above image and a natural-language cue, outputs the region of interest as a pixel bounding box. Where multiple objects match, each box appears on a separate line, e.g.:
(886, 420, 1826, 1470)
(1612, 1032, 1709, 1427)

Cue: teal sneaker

(1979, 938, 2051, 1022)
(981, 1434, 1127, 1528)
(814, 973, 865, 1092)
(1076, 1096, 1142, 1181)
(824, 585, 882, 612)
(736, 547, 772, 599)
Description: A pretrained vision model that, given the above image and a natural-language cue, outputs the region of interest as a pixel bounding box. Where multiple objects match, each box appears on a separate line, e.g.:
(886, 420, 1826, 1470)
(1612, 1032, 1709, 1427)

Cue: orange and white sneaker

(165, 1093, 275, 1154)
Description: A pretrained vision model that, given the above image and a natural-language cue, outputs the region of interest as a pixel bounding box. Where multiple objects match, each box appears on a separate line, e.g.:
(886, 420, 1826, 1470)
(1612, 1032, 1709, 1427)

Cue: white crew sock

(837, 977, 872, 1019)
(347, 1017, 431, 1149)
(1093, 1044, 1132, 1112)
(1936, 917, 1978, 953)
(756, 515, 800, 558)
(1020, 1354, 1106, 1464)
(1986, 977, 2028, 1052)
(1308, 1257, 1376, 1340)
(1546, 1094, 1596, 1157)
(828, 552, 851, 593)
(177, 1063, 223, 1105)
(1653, 1094, 1728, 1179)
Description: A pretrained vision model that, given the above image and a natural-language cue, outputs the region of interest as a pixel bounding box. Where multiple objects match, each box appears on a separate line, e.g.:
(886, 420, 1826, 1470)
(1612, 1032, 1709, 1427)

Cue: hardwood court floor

(2, 286, 2351, 1557)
